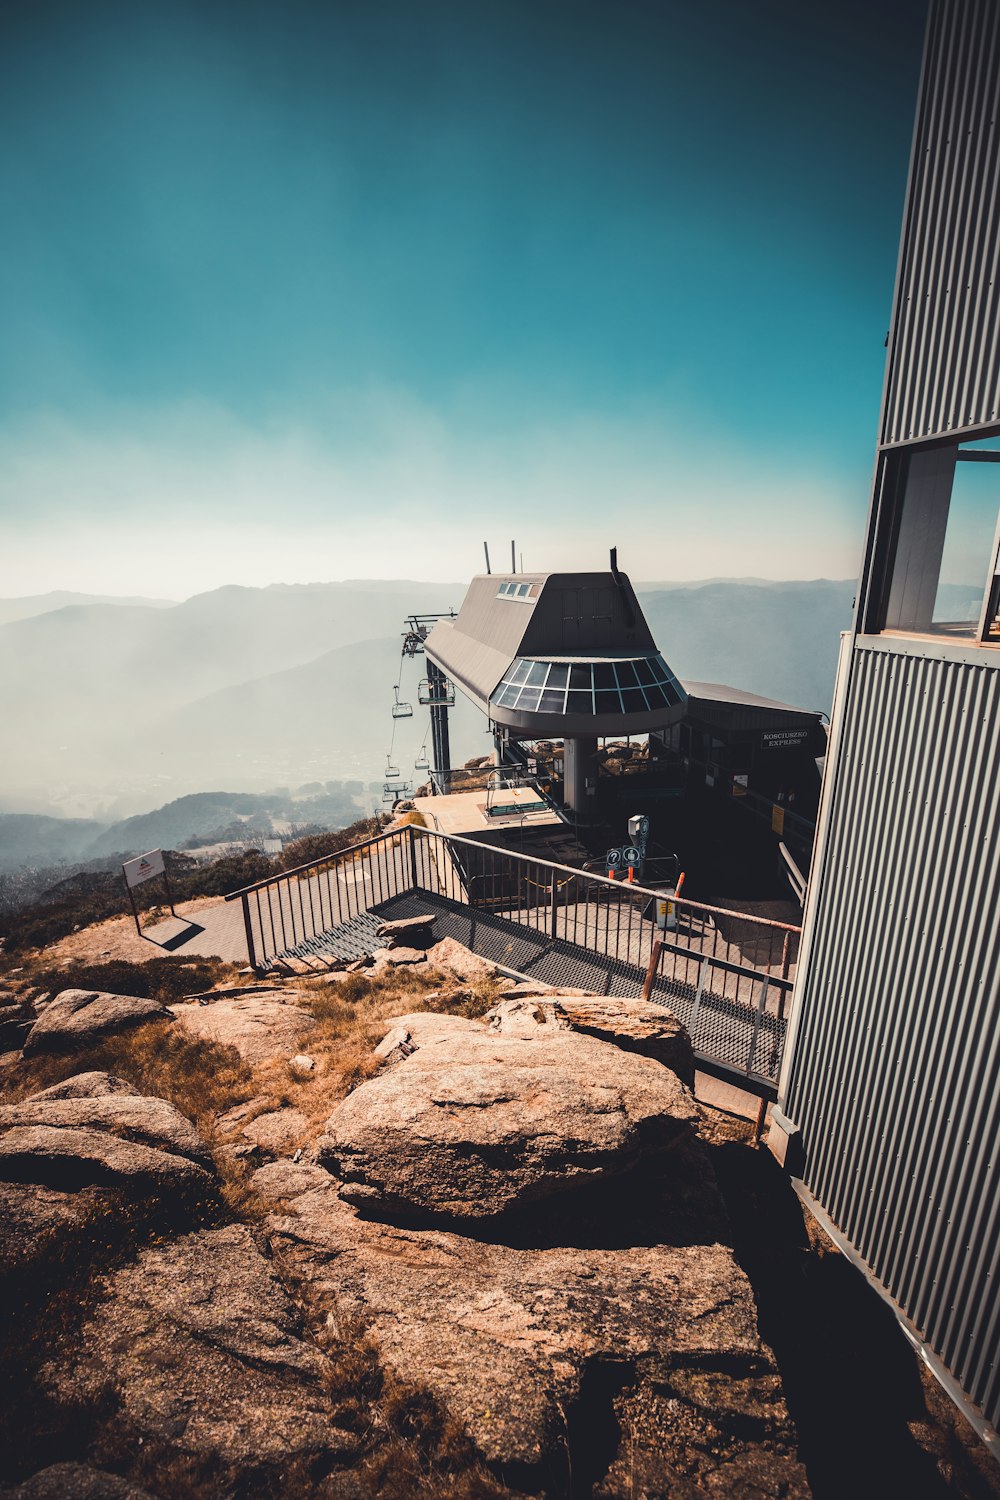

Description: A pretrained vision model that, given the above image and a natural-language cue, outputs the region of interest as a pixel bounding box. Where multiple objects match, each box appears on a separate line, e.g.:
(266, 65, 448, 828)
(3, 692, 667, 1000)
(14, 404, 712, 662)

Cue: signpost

(121, 849, 176, 937)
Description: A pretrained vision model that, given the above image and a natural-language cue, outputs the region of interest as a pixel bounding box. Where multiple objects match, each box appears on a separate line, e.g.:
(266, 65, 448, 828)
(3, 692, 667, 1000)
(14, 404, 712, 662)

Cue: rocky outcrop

(0, 1463, 156, 1499)
(259, 1164, 809, 1496)
(0, 1092, 212, 1169)
(239, 1106, 308, 1158)
(0, 1126, 213, 1203)
(26, 1073, 140, 1102)
(37, 1224, 355, 1477)
(487, 994, 696, 1086)
(22, 992, 172, 1057)
(317, 1026, 700, 1223)
(168, 994, 314, 1064)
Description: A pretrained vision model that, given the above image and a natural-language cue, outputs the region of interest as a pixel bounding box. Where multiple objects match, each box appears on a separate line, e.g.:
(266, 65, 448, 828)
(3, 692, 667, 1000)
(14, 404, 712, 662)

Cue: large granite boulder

(487, 993, 696, 1086)
(37, 1224, 355, 1476)
(317, 1027, 700, 1223)
(257, 1165, 809, 1496)
(168, 994, 315, 1064)
(22, 992, 172, 1057)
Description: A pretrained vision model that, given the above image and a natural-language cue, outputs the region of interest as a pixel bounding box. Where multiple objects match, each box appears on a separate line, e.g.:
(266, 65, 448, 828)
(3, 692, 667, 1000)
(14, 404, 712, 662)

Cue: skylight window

(491, 656, 685, 716)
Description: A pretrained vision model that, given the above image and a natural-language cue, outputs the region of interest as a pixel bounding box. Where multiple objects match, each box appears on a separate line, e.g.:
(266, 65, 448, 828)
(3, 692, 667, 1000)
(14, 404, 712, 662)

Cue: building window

(490, 655, 686, 717)
(496, 580, 535, 602)
(880, 440, 1000, 642)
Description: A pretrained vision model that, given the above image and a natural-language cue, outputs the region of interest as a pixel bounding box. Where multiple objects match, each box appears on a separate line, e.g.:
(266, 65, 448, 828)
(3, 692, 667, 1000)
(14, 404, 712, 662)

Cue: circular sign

(624, 846, 641, 865)
(606, 848, 623, 867)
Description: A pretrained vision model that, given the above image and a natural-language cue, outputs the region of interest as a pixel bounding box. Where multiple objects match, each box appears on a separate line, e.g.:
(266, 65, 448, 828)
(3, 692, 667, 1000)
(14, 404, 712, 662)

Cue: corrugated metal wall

(882, 0, 1000, 446)
(783, 640, 1000, 1431)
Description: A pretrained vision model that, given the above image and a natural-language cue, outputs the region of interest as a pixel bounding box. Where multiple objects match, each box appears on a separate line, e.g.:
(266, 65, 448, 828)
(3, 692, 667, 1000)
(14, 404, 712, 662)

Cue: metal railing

(227, 824, 797, 979)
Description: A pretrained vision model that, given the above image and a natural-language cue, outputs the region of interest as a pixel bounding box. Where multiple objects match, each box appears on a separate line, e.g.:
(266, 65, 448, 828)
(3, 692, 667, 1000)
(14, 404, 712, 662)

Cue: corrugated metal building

(773, 0, 1000, 1451)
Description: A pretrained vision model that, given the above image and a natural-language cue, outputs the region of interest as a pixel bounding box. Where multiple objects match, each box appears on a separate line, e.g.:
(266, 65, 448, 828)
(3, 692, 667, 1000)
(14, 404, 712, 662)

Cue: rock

(169, 995, 315, 1064)
(22, 990, 172, 1057)
(240, 1107, 309, 1158)
(0, 1094, 213, 1168)
(425, 936, 498, 981)
(487, 994, 696, 1086)
(0, 1179, 108, 1280)
(38, 1224, 356, 1474)
(0, 1003, 32, 1051)
(289, 1052, 316, 1076)
(0, 1463, 156, 1499)
(376, 913, 437, 948)
(0, 1125, 214, 1203)
(373, 1027, 416, 1065)
(317, 1027, 701, 1222)
(215, 1096, 272, 1133)
(378, 945, 427, 966)
(26, 1072, 141, 1101)
(265, 1177, 807, 1494)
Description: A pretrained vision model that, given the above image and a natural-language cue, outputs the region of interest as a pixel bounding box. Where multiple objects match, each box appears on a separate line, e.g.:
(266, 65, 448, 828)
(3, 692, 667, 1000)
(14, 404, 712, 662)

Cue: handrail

(224, 827, 401, 899)
(225, 822, 801, 936)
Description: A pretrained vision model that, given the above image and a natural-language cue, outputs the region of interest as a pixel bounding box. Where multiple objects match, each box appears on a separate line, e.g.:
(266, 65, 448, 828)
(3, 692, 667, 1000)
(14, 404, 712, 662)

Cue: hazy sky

(0, 0, 926, 599)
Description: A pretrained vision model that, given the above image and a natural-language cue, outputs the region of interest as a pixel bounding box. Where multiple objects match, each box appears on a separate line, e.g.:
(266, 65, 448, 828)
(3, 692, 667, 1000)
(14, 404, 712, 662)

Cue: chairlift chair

(385, 757, 400, 778)
(414, 749, 430, 771)
(392, 686, 413, 719)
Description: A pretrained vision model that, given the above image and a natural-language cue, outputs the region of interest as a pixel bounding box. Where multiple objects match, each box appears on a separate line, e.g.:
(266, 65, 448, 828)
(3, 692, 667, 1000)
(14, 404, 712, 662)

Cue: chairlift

(417, 677, 456, 707)
(392, 686, 413, 719)
(382, 779, 413, 804)
(385, 757, 400, 778)
(414, 750, 430, 771)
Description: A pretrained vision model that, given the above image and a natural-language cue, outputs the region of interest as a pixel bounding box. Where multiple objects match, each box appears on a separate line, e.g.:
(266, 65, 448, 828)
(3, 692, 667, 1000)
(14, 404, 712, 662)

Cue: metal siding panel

(883, 0, 1000, 445)
(784, 643, 1000, 1432)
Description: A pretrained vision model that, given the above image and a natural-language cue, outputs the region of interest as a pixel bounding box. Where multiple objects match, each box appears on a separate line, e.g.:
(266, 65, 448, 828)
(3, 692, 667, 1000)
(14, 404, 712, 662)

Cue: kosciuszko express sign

(121, 848, 176, 936)
(761, 729, 810, 752)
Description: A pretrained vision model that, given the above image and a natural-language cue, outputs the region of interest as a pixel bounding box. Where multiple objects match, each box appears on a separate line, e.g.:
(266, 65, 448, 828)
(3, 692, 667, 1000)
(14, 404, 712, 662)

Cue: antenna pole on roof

(610, 545, 619, 580)
(520, 551, 524, 572)
(483, 542, 491, 575)
(511, 540, 516, 573)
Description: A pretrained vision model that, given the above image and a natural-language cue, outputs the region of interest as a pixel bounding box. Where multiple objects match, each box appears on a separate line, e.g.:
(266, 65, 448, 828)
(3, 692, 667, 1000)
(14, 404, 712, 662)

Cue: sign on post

(122, 849, 166, 888)
(121, 849, 176, 938)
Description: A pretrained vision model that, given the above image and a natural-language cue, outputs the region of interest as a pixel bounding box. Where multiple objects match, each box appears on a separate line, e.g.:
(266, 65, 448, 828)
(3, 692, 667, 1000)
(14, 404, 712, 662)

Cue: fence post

(747, 977, 770, 1076)
(641, 937, 663, 1001)
(408, 824, 419, 892)
(240, 892, 258, 972)
(549, 879, 559, 940)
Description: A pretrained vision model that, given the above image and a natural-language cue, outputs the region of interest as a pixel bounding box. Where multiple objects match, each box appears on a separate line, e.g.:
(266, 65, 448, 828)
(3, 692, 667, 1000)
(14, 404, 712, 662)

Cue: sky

(0, 0, 927, 599)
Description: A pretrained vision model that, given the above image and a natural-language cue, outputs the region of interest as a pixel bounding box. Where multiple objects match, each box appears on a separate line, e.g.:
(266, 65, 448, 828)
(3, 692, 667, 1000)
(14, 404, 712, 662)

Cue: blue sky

(0, 0, 926, 597)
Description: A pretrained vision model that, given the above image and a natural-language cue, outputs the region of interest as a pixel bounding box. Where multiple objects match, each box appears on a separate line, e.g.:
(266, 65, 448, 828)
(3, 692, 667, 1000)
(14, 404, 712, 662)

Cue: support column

(428, 660, 452, 794)
(563, 736, 598, 813)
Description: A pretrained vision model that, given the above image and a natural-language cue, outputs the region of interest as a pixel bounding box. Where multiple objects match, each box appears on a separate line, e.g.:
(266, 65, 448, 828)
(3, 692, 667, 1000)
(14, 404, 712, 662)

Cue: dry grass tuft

(3, 1022, 256, 1130)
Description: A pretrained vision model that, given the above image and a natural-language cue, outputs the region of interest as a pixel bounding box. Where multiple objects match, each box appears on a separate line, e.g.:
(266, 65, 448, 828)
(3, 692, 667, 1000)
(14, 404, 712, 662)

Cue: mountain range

(0, 577, 858, 856)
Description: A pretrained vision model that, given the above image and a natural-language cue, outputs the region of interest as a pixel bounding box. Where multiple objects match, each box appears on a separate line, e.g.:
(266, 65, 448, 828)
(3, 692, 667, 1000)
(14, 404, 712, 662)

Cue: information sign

(123, 849, 166, 889)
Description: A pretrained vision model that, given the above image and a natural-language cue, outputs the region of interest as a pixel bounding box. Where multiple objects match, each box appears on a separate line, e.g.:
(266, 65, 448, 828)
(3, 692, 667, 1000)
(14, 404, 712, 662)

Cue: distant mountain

(637, 580, 855, 712)
(0, 591, 177, 625)
(0, 814, 108, 871)
(0, 576, 857, 823)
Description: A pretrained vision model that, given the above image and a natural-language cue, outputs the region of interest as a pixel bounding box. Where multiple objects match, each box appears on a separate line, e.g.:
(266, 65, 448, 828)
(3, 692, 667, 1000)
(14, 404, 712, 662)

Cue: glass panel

(569, 663, 592, 690)
(593, 663, 616, 690)
(633, 657, 656, 685)
(650, 654, 671, 683)
(616, 660, 640, 687)
(662, 680, 682, 707)
(545, 663, 569, 689)
(645, 682, 669, 708)
(595, 688, 621, 715)
(508, 659, 531, 685)
(620, 687, 647, 712)
(931, 459, 998, 636)
(517, 583, 531, 597)
(525, 660, 548, 686)
(566, 689, 593, 714)
(517, 687, 541, 712)
(539, 689, 566, 713)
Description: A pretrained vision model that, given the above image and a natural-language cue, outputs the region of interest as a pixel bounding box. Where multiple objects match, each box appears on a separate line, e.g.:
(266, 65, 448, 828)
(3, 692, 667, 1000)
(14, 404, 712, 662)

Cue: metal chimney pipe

(511, 540, 516, 573)
(483, 542, 491, 574)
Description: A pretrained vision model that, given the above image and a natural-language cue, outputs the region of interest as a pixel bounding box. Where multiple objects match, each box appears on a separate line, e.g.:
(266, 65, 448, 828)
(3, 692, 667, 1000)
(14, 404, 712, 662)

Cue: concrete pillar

(563, 736, 598, 812)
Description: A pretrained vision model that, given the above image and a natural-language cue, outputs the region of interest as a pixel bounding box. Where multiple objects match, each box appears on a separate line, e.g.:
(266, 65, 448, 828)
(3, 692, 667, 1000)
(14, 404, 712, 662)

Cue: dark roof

(681, 680, 823, 716)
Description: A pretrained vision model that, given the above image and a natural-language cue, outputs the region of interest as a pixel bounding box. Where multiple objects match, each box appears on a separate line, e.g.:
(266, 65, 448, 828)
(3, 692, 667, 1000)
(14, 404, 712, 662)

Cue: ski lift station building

(423, 561, 688, 811)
